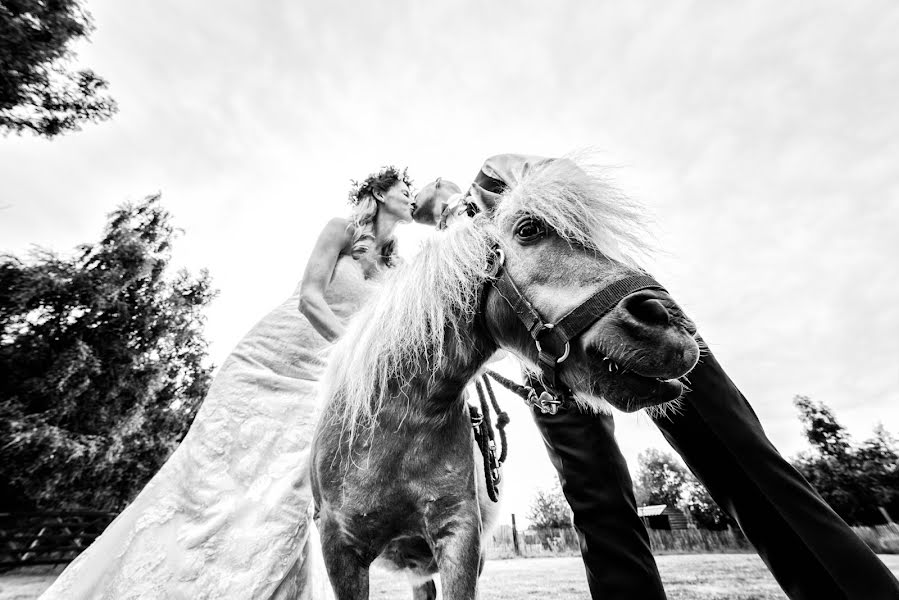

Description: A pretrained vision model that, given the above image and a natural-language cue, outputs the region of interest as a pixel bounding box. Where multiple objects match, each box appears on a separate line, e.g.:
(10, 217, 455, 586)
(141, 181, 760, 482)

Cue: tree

(634, 448, 734, 529)
(793, 394, 851, 458)
(681, 478, 734, 530)
(0, 195, 215, 511)
(527, 480, 573, 529)
(1, 0, 117, 137)
(633, 448, 689, 507)
(855, 425, 899, 520)
(791, 395, 899, 525)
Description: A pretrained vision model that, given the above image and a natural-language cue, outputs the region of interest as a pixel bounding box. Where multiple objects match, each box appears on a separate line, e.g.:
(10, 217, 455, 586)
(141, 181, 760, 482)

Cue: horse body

(312, 335, 499, 599)
(312, 157, 701, 599)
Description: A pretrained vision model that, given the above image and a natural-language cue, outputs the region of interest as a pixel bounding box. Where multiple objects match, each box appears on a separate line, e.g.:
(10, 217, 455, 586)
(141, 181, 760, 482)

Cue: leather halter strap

(487, 247, 666, 403)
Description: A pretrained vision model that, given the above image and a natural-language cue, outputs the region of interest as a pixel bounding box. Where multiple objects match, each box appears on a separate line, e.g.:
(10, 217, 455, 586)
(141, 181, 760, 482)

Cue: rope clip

(528, 388, 563, 415)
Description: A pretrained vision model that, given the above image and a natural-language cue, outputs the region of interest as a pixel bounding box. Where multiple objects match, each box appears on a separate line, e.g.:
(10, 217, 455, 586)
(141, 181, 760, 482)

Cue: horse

(310, 157, 701, 599)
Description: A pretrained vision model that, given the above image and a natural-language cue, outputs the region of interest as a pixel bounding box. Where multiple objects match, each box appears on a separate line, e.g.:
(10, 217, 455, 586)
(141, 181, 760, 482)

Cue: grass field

(3, 554, 897, 599)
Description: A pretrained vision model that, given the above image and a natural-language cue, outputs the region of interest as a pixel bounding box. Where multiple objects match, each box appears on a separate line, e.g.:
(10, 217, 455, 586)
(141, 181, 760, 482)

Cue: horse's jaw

(498, 343, 687, 416)
(567, 389, 683, 418)
(567, 392, 616, 415)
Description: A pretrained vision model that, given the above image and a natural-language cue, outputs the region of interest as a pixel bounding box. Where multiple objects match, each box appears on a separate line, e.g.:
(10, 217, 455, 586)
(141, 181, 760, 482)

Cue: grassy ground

(2, 554, 897, 599)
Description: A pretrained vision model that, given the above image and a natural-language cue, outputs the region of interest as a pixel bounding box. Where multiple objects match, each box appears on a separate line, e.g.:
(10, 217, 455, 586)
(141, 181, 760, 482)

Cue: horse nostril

(624, 296, 670, 326)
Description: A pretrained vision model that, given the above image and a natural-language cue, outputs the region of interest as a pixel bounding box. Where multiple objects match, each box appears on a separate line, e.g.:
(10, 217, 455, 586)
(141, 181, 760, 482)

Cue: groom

(412, 154, 899, 600)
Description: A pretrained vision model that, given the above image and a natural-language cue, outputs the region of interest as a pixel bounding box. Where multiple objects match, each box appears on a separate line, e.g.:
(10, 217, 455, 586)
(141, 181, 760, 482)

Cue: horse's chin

(616, 373, 684, 410)
(577, 342, 694, 412)
(602, 379, 683, 413)
(569, 365, 686, 413)
(570, 385, 681, 415)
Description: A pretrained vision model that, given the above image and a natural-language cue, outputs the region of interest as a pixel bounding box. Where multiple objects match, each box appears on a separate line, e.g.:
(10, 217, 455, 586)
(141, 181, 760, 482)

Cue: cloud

(1, 0, 897, 516)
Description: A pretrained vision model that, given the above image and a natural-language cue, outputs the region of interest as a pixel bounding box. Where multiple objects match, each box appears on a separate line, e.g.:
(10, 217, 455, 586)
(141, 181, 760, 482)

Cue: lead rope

(484, 368, 565, 415)
(482, 375, 510, 463)
(471, 373, 511, 503)
(470, 368, 564, 503)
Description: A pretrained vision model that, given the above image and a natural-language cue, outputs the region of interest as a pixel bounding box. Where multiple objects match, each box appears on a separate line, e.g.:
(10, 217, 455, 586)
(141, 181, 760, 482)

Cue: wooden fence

(2, 512, 895, 569)
(487, 523, 899, 558)
(851, 524, 899, 554)
(487, 525, 752, 557)
(0, 511, 117, 568)
(489, 525, 581, 558)
(646, 528, 752, 554)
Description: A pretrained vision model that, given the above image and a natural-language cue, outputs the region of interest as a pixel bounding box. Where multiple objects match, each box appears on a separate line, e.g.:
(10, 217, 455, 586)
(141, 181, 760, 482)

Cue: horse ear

(469, 183, 502, 215)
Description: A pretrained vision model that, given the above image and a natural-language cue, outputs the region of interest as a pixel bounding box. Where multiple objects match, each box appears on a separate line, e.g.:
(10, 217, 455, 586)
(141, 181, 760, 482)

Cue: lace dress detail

(40, 256, 375, 600)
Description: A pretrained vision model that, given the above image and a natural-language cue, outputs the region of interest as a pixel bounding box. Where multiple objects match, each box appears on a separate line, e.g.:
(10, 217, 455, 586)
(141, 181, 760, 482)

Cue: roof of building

(637, 504, 669, 517)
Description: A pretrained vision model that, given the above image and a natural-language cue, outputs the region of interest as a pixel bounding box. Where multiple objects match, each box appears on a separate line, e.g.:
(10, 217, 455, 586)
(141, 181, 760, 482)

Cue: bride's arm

(299, 218, 352, 343)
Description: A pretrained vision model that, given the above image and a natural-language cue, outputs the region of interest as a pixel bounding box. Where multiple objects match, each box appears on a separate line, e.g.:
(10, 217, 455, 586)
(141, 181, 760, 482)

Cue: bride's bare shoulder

(323, 216, 351, 234)
(315, 217, 354, 248)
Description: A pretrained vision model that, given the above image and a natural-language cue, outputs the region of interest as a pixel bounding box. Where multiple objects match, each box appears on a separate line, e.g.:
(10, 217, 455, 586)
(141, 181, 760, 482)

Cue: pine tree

(1, 0, 116, 137)
(0, 195, 215, 511)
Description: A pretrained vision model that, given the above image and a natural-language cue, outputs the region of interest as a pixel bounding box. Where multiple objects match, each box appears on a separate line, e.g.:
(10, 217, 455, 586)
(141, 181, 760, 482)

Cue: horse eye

(515, 217, 546, 242)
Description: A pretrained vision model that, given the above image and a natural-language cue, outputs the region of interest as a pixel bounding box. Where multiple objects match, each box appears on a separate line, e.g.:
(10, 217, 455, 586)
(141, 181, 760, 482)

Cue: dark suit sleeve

(532, 405, 667, 600)
(652, 345, 899, 600)
(531, 345, 899, 600)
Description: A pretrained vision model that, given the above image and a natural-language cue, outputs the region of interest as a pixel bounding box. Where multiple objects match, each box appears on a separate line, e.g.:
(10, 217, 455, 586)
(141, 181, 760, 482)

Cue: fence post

(878, 506, 899, 534)
(511, 514, 521, 556)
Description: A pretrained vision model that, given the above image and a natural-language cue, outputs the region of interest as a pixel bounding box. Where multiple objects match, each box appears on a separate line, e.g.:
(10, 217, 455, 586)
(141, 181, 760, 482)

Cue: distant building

(637, 504, 689, 530)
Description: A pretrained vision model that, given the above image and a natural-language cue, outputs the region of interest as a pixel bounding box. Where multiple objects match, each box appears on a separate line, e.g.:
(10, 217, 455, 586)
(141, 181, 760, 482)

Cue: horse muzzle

(577, 289, 700, 410)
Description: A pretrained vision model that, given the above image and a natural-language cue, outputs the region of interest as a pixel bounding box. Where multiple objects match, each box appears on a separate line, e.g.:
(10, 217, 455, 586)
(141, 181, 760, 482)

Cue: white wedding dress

(41, 255, 376, 600)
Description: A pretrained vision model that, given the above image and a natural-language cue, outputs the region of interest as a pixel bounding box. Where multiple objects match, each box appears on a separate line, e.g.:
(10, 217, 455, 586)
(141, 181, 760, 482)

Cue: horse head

(476, 157, 700, 413)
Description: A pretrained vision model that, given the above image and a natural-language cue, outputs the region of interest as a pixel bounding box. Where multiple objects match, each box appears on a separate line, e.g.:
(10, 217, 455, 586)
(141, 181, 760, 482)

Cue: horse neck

(393, 321, 497, 420)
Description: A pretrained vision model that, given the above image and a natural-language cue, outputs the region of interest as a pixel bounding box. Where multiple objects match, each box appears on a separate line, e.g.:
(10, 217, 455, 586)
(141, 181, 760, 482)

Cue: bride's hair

(347, 166, 412, 267)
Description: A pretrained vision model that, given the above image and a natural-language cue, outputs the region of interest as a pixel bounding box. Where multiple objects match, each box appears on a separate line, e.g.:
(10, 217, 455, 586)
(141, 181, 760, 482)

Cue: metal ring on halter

(534, 324, 571, 363)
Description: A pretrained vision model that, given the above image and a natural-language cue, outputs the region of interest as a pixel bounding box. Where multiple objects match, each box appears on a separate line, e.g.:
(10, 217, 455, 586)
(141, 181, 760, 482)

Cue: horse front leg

(318, 516, 370, 600)
(432, 511, 482, 600)
(411, 578, 437, 600)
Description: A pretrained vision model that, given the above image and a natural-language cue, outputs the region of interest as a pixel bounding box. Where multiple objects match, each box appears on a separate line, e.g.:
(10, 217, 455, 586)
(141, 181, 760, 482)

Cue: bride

(40, 167, 415, 600)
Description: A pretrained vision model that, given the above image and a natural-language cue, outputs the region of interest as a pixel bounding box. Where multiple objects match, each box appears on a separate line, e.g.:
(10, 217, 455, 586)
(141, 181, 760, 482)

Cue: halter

(486, 246, 666, 413)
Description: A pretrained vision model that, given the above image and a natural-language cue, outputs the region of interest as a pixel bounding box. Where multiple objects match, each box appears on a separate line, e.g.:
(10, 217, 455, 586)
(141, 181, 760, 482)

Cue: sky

(2, 0, 898, 527)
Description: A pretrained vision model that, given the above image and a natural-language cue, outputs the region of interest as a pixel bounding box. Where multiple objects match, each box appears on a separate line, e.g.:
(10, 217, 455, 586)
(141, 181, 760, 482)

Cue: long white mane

(495, 153, 652, 268)
(322, 154, 653, 442)
(321, 220, 499, 444)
